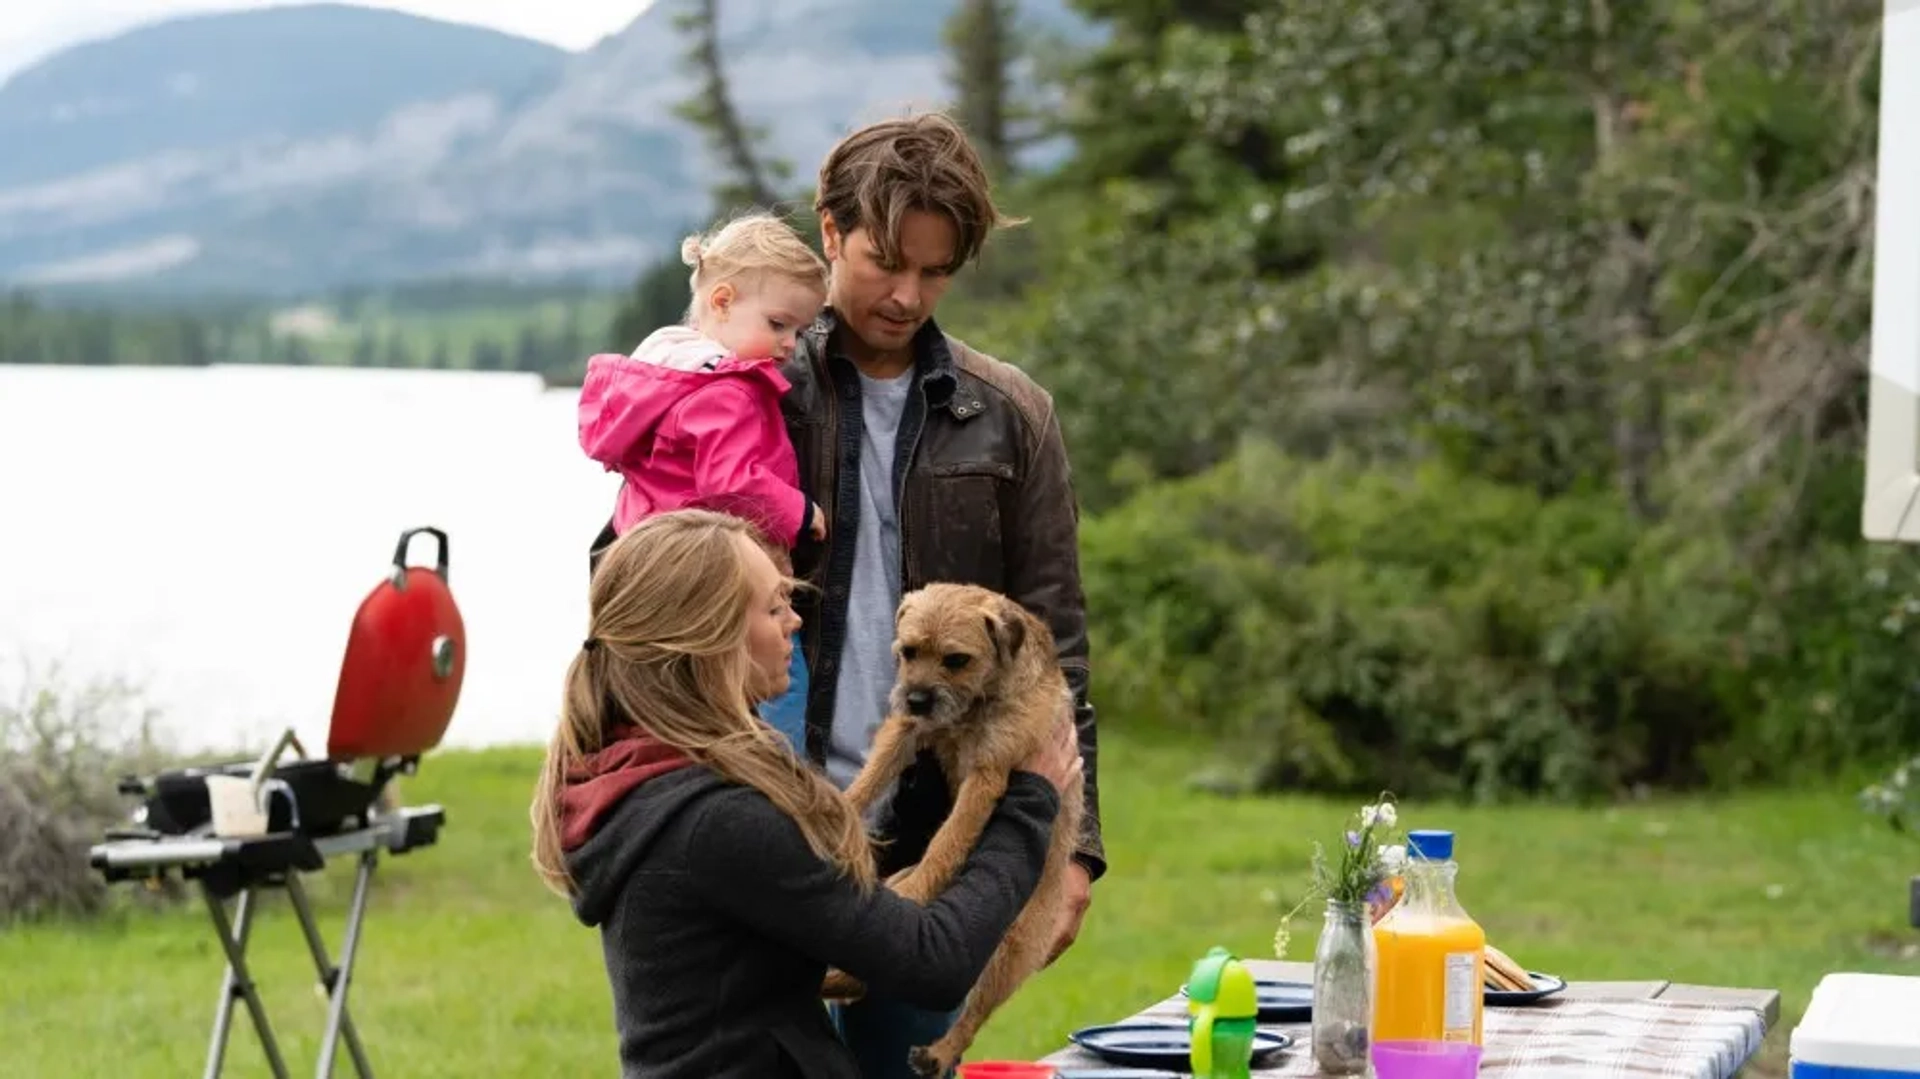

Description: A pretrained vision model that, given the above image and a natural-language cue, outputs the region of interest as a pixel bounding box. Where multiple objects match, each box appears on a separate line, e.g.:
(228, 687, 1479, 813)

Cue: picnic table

(1042, 958, 1781, 1078)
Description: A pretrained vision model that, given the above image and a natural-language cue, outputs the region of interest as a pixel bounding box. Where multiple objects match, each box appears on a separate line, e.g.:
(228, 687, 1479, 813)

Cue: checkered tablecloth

(1043, 995, 1770, 1078)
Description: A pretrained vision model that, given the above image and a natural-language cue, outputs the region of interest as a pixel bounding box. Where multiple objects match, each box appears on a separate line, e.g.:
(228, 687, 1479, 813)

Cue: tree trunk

(1589, 0, 1665, 521)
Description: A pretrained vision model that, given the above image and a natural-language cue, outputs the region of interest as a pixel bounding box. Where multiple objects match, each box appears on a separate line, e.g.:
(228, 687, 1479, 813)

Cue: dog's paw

(907, 1045, 954, 1078)
(820, 969, 866, 1002)
(887, 866, 935, 905)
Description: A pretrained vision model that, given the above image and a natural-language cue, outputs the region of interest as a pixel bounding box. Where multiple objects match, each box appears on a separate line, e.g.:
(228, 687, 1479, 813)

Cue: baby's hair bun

(679, 234, 704, 268)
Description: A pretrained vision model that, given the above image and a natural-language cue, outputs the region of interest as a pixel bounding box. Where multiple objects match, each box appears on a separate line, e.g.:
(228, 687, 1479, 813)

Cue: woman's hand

(1019, 697, 1083, 798)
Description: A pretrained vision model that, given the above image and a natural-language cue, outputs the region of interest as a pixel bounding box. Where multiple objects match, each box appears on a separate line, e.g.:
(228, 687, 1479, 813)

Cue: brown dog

(821, 582, 1086, 1077)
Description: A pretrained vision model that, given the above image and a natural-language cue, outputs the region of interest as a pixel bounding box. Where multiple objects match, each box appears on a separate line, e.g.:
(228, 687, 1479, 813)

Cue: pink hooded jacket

(578, 325, 810, 547)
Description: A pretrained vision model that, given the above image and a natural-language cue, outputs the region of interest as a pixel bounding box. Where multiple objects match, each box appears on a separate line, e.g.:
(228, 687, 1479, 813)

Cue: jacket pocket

(921, 462, 1011, 588)
(929, 461, 1015, 481)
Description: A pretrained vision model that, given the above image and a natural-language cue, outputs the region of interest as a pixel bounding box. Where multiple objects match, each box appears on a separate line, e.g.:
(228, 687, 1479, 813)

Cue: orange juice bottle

(1372, 829, 1485, 1045)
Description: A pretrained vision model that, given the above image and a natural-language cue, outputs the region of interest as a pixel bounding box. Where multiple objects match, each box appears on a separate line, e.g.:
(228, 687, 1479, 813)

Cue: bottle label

(1442, 951, 1477, 1040)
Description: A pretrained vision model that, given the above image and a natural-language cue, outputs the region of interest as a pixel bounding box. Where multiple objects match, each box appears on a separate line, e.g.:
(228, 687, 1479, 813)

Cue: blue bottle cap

(1408, 829, 1454, 861)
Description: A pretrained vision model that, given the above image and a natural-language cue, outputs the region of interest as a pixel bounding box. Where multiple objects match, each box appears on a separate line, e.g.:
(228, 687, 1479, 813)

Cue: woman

(531, 509, 1081, 1079)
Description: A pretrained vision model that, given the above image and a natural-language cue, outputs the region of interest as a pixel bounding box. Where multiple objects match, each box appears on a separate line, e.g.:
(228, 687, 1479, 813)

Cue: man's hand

(1045, 860, 1093, 967)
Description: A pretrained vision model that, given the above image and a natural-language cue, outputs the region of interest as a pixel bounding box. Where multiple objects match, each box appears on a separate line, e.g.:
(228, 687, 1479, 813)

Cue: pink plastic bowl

(1370, 1039, 1484, 1079)
(956, 1063, 1057, 1079)
(956, 1059, 1059, 1075)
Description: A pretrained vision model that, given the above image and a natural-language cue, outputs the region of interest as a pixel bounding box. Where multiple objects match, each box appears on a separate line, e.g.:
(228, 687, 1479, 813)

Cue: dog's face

(889, 584, 1029, 726)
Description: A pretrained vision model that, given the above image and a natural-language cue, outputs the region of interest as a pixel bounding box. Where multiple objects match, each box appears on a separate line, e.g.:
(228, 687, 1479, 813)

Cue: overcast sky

(0, 1, 655, 84)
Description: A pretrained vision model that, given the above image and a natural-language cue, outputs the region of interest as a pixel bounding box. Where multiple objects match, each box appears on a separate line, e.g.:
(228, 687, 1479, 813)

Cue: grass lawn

(3, 731, 1915, 1076)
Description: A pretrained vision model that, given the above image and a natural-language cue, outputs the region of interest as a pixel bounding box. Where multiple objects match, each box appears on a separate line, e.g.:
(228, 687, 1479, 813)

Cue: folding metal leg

(285, 860, 376, 1079)
(200, 848, 383, 1078)
(318, 849, 378, 1079)
(202, 885, 291, 1079)
(95, 807, 445, 1079)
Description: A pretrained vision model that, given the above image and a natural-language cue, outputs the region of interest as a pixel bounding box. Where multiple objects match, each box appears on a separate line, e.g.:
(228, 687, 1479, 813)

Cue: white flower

(1361, 804, 1380, 827)
(1273, 917, 1293, 960)
(1378, 844, 1408, 873)
(1377, 803, 1398, 828)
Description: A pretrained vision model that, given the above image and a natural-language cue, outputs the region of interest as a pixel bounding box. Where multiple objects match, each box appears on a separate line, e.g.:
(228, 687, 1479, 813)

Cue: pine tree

(671, 0, 787, 215)
(943, 0, 1020, 178)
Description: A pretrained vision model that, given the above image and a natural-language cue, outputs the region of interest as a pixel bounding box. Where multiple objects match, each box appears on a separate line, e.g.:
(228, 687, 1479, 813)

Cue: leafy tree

(1214, 0, 1879, 523)
(556, 300, 584, 367)
(611, 255, 692, 356)
(381, 329, 411, 368)
(167, 315, 211, 366)
(1004, 0, 1879, 523)
(514, 325, 543, 372)
(471, 337, 506, 371)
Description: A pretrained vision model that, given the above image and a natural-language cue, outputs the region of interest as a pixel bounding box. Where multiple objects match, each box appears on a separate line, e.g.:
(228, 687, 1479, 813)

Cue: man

(779, 113, 1103, 1078)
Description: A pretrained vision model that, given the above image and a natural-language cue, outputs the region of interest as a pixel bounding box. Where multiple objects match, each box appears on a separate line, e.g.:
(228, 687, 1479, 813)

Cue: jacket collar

(807, 308, 960, 413)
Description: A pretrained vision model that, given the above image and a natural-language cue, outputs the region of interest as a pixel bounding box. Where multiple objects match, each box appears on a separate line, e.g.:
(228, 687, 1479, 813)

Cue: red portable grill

(90, 526, 464, 1079)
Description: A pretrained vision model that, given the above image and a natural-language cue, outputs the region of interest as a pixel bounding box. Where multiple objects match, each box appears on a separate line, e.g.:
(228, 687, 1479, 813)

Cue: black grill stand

(90, 805, 444, 1079)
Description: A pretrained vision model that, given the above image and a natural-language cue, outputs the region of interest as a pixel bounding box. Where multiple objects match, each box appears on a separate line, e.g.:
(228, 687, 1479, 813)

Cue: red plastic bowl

(1371, 1039, 1483, 1078)
(956, 1063, 1057, 1079)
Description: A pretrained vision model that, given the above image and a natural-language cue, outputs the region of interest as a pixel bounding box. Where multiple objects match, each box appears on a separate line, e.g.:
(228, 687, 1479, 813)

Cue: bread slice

(1483, 943, 1535, 992)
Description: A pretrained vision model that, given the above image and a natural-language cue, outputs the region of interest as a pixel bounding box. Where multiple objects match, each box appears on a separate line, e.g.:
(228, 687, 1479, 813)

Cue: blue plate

(1177, 978, 1314, 1022)
(1068, 1023, 1292, 1070)
(1485, 971, 1567, 1006)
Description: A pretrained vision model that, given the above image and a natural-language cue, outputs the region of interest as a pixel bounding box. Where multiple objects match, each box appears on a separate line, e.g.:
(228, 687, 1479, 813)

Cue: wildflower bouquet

(1274, 792, 1407, 959)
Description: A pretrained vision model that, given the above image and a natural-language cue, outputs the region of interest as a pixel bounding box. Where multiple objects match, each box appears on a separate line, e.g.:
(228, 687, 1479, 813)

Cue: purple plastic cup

(1370, 1039, 1484, 1078)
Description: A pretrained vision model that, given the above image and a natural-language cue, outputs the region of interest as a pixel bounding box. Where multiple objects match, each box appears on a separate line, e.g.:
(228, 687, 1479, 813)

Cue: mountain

(0, 0, 1088, 299)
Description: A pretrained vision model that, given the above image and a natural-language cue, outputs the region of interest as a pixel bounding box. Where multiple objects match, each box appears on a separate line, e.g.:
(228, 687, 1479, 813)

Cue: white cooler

(1789, 972, 1920, 1078)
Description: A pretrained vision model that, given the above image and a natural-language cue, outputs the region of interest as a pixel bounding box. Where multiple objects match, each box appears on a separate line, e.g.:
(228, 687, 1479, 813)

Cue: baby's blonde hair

(681, 212, 829, 321)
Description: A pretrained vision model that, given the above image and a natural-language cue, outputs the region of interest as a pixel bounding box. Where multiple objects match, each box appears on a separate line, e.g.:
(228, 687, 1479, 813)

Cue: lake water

(0, 363, 620, 754)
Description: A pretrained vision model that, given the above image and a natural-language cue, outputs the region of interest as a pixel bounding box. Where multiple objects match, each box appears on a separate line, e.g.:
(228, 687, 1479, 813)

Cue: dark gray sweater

(565, 765, 1060, 1078)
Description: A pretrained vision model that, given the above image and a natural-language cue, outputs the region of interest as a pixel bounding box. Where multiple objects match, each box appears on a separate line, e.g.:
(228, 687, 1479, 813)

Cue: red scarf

(558, 723, 695, 851)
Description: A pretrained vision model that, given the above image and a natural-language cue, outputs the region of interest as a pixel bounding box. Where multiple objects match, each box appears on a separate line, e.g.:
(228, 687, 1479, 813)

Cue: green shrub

(1080, 443, 1774, 801)
(1727, 540, 1920, 781)
(0, 669, 181, 923)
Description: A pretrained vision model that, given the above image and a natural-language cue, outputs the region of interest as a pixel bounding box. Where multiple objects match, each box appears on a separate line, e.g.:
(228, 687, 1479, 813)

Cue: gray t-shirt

(824, 370, 913, 790)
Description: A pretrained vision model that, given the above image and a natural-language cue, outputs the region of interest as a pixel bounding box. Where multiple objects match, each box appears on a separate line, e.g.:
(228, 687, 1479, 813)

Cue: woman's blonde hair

(680, 212, 830, 321)
(529, 509, 874, 896)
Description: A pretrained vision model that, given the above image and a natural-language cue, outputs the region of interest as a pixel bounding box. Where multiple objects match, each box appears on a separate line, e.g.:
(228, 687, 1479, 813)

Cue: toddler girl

(578, 212, 827, 751)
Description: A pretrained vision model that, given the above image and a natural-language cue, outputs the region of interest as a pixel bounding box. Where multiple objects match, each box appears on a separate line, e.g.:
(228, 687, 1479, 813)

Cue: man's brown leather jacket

(779, 312, 1105, 881)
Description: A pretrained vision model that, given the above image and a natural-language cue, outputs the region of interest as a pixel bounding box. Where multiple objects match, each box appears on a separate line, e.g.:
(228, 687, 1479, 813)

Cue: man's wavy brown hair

(814, 112, 1024, 273)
